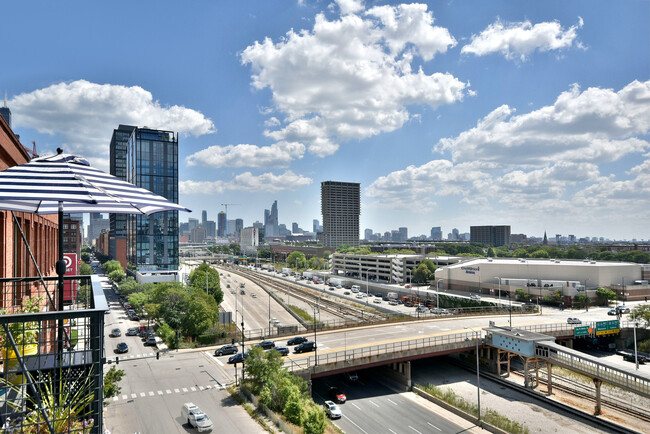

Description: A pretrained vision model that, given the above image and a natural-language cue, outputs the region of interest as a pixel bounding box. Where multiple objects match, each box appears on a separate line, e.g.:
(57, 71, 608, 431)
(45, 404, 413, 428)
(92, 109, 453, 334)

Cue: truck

(329, 277, 346, 287)
(387, 292, 398, 300)
(302, 271, 314, 280)
(282, 267, 292, 276)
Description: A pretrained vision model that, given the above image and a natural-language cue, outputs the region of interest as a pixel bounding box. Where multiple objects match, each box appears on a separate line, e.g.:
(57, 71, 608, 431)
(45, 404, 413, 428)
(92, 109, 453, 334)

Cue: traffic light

(156, 351, 160, 360)
(232, 338, 235, 345)
(116, 356, 119, 365)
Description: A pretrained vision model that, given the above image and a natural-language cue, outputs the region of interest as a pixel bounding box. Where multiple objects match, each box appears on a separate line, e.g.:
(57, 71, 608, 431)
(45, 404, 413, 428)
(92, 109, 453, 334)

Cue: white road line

(198, 386, 204, 391)
(139, 392, 146, 398)
(409, 426, 422, 434)
(113, 396, 119, 401)
(216, 359, 224, 366)
(148, 391, 154, 396)
(166, 389, 172, 394)
(157, 391, 163, 395)
(343, 414, 368, 434)
(369, 400, 379, 408)
(131, 393, 137, 399)
(205, 385, 212, 389)
(122, 395, 128, 400)
(427, 422, 441, 431)
(174, 388, 180, 393)
(387, 398, 398, 406)
(190, 387, 197, 392)
(351, 402, 361, 410)
(182, 387, 189, 392)
(388, 430, 397, 434)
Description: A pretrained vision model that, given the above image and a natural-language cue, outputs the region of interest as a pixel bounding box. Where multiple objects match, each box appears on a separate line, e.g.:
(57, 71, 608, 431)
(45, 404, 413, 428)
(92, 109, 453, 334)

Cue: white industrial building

(435, 257, 649, 300)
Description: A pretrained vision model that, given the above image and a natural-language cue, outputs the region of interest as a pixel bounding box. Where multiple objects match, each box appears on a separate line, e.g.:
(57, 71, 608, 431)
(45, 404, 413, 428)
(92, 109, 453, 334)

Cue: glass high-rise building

(122, 127, 180, 271)
(109, 125, 136, 263)
(321, 181, 360, 248)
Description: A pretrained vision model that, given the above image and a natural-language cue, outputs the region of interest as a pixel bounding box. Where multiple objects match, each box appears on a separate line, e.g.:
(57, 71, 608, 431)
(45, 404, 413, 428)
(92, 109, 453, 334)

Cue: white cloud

(435, 80, 650, 165)
(333, 0, 364, 15)
(185, 141, 305, 169)
(10, 80, 215, 160)
(461, 17, 584, 61)
(180, 170, 312, 194)
(241, 4, 466, 158)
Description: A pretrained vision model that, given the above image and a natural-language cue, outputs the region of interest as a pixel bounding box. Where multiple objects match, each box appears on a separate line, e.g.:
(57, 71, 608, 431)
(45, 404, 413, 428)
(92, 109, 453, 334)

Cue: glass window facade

(125, 128, 179, 271)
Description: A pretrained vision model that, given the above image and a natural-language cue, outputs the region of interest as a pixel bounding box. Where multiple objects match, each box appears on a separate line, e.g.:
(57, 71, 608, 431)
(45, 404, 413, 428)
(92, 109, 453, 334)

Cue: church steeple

(543, 231, 548, 246)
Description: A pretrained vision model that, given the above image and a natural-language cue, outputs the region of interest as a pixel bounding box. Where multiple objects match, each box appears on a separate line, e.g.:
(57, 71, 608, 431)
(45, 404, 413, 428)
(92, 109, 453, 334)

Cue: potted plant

(1, 296, 42, 384)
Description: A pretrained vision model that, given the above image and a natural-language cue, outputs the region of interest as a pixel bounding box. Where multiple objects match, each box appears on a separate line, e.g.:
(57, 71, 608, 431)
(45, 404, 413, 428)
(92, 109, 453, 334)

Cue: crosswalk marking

(122, 395, 128, 400)
(109, 384, 223, 402)
(157, 390, 163, 395)
(113, 396, 119, 401)
(182, 387, 188, 392)
(148, 391, 154, 396)
(174, 388, 180, 393)
(190, 387, 197, 392)
(166, 389, 172, 394)
(198, 386, 204, 391)
(131, 393, 137, 399)
(139, 392, 146, 398)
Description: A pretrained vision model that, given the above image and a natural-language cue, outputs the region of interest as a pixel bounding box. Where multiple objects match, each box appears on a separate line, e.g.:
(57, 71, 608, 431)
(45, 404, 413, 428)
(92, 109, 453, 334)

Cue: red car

(329, 387, 346, 403)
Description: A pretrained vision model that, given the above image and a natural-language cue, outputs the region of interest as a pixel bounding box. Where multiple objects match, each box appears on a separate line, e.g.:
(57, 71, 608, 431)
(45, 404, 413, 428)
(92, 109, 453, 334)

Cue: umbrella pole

(55, 202, 66, 400)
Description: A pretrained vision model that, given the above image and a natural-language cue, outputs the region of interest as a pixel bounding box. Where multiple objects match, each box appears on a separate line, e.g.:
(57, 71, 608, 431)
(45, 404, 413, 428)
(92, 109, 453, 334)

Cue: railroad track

(510, 368, 650, 423)
(230, 267, 385, 323)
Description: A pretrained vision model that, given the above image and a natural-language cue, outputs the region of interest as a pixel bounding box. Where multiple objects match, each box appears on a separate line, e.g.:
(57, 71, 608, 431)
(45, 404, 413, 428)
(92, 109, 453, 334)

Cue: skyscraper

(0, 91, 11, 129)
(313, 219, 322, 233)
(321, 181, 360, 248)
(398, 227, 408, 242)
(364, 228, 373, 240)
(430, 226, 442, 241)
(470, 225, 511, 247)
(201, 210, 207, 226)
(109, 124, 136, 267)
(124, 127, 180, 271)
(217, 211, 226, 238)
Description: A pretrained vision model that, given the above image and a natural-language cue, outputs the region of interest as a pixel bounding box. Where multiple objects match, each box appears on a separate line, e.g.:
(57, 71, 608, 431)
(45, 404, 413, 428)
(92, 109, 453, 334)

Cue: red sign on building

(63, 253, 78, 303)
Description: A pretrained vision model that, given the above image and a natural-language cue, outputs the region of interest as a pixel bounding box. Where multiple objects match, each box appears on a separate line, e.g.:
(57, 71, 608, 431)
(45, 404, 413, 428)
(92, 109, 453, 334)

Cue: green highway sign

(595, 319, 620, 336)
(574, 326, 591, 337)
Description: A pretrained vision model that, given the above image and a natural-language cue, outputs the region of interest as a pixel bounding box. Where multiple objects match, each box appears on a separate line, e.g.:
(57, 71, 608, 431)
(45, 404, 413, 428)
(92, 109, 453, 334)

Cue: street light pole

(313, 303, 318, 366)
(465, 326, 482, 425)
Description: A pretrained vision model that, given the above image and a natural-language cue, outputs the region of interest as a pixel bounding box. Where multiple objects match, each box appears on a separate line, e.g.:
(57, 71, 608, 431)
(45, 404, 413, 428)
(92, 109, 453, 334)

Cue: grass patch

(419, 383, 529, 434)
(289, 304, 316, 323)
(227, 386, 275, 433)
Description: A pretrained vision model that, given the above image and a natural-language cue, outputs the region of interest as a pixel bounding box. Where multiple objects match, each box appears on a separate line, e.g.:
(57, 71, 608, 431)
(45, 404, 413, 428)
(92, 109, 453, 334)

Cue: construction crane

(220, 203, 240, 215)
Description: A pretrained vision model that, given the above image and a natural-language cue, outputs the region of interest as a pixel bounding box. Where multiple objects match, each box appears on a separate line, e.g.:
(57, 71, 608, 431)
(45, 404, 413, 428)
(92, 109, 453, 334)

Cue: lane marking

(216, 359, 224, 366)
(174, 388, 180, 393)
(369, 400, 379, 408)
(157, 391, 163, 395)
(342, 414, 368, 434)
(427, 422, 441, 431)
(131, 393, 137, 399)
(190, 387, 197, 392)
(148, 391, 154, 396)
(351, 402, 361, 410)
(387, 398, 398, 406)
(388, 430, 397, 434)
(122, 395, 128, 400)
(166, 389, 172, 394)
(409, 426, 422, 434)
(182, 387, 188, 392)
(139, 392, 146, 398)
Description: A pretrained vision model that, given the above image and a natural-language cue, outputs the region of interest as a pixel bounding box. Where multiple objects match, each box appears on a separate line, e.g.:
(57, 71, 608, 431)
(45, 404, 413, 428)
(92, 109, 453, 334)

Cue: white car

(470, 294, 481, 300)
(181, 402, 213, 432)
(324, 401, 342, 419)
(373, 298, 381, 304)
(356, 293, 364, 299)
(567, 317, 582, 324)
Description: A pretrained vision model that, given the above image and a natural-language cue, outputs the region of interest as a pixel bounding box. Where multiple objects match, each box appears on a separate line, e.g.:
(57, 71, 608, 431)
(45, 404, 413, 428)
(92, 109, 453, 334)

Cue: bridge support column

(547, 362, 552, 395)
(593, 378, 602, 415)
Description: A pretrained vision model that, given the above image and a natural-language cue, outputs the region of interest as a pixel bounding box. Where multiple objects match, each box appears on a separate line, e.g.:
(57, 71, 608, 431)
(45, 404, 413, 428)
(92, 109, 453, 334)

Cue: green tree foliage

(127, 292, 149, 312)
(81, 252, 90, 263)
(117, 277, 140, 297)
(631, 305, 650, 328)
(108, 269, 126, 283)
(303, 405, 326, 434)
(596, 287, 616, 303)
(515, 288, 528, 300)
(308, 257, 326, 270)
(79, 263, 93, 276)
(189, 263, 223, 305)
(158, 287, 189, 330)
(182, 288, 219, 338)
(486, 247, 496, 257)
(103, 260, 123, 274)
(336, 244, 371, 254)
(412, 263, 432, 284)
(103, 365, 125, 402)
(257, 248, 271, 259)
(283, 390, 305, 426)
(286, 251, 307, 268)
(245, 347, 284, 394)
(421, 259, 436, 275)
(529, 250, 550, 258)
(573, 293, 590, 308)
(513, 248, 528, 258)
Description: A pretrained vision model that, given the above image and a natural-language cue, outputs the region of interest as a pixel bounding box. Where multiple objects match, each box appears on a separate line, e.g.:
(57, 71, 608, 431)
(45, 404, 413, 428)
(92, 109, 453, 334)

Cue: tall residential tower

(321, 181, 360, 248)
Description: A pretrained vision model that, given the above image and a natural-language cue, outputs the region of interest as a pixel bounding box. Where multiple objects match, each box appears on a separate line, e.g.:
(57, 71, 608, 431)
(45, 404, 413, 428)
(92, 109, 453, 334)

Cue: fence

(0, 275, 106, 433)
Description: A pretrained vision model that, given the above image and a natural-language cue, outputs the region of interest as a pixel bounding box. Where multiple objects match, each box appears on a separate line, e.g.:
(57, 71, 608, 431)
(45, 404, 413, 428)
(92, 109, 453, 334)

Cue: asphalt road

(312, 373, 465, 434)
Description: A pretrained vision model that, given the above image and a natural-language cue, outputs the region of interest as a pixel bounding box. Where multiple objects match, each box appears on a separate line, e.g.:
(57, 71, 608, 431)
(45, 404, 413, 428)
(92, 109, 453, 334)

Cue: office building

(470, 225, 511, 247)
(364, 228, 373, 240)
(321, 181, 360, 248)
(204, 220, 216, 238)
(88, 213, 109, 243)
(109, 125, 136, 267)
(398, 227, 408, 242)
(217, 211, 226, 238)
(201, 210, 207, 226)
(190, 225, 207, 243)
(117, 127, 180, 272)
(264, 200, 279, 237)
(0, 91, 11, 129)
(430, 226, 442, 241)
(240, 227, 259, 254)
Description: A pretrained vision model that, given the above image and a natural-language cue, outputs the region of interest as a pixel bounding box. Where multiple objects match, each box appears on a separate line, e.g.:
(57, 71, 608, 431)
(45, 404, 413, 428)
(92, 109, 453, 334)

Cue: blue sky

(3, 0, 649, 240)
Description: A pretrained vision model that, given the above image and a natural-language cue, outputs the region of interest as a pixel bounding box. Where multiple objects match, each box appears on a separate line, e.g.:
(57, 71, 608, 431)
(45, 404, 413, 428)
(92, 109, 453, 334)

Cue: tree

(189, 263, 223, 305)
(631, 305, 650, 328)
(421, 259, 436, 275)
(79, 263, 93, 276)
(286, 251, 307, 269)
(515, 288, 528, 300)
(128, 292, 149, 312)
(486, 247, 496, 257)
(245, 346, 284, 393)
(529, 249, 550, 258)
(103, 366, 125, 402)
(103, 260, 123, 274)
(412, 263, 432, 284)
(283, 390, 305, 425)
(81, 252, 90, 263)
(108, 269, 126, 283)
(596, 287, 616, 304)
(303, 405, 326, 434)
(158, 287, 189, 330)
(182, 290, 218, 339)
(573, 293, 590, 308)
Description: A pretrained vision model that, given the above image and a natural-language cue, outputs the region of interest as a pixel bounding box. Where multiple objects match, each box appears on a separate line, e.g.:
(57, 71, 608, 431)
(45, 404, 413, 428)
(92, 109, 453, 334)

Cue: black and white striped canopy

(0, 152, 191, 215)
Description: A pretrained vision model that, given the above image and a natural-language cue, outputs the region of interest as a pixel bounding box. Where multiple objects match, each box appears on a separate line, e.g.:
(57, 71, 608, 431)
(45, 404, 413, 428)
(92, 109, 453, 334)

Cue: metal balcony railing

(0, 275, 106, 433)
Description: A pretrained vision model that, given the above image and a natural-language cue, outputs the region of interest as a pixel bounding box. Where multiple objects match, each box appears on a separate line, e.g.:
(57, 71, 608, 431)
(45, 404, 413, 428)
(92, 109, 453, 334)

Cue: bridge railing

(288, 331, 479, 371)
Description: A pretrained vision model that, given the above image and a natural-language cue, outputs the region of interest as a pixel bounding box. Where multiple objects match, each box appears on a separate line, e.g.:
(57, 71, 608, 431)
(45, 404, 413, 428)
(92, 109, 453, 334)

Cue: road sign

(574, 326, 592, 337)
(595, 320, 620, 336)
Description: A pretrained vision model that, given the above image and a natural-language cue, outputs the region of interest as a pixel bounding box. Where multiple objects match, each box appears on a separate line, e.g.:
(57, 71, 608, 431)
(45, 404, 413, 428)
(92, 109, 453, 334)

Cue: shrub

(283, 390, 305, 425)
(303, 405, 326, 434)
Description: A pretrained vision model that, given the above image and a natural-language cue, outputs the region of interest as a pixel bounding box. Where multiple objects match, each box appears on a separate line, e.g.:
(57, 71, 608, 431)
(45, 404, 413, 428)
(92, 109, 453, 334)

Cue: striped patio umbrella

(0, 148, 191, 312)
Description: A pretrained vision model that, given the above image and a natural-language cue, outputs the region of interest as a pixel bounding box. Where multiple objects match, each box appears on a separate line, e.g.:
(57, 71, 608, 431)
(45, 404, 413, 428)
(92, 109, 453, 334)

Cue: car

(607, 309, 618, 316)
(405, 284, 412, 289)
(616, 306, 631, 314)
(374, 293, 383, 298)
(323, 401, 342, 419)
(373, 298, 381, 304)
(328, 286, 335, 291)
(404, 301, 414, 307)
(126, 327, 138, 336)
(306, 280, 312, 284)
(256, 340, 275, 350)
(269, 346, 290, 356)
(470, 294, 481, 300)
(416, 305, 429, 313)
(228, 353, 248, 364)
(430, 308, 444, 314)
(226, 284, 231, 288)
(251, 293, 257, 298)
(287, 336, 308, 346)
(382, 296, 390, 301)
(294, 341, 316, 353)
(389, 300, 399, 306)
(346, 371, 358, 382)
(115, 342, 129, 354)
(145, 336, 157, 346)
(350, 287, 359, 293)
(328, 387, 346, 403)
(109, 328, 121, 338)
(181, 402, 214, 432)
(624, 354, 646, 364)
(344, 291, 351, 295)
(567, 318, 582, 324)
(356, 293, 364, 299)
(230, 289, 236, 294)
(336, 285, 342, 289)
(215, 345, 238, 356)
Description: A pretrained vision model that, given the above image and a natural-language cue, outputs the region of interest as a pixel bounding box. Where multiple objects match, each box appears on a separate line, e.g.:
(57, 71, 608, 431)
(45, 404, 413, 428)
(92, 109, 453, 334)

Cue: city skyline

(2, 1, 648, 240)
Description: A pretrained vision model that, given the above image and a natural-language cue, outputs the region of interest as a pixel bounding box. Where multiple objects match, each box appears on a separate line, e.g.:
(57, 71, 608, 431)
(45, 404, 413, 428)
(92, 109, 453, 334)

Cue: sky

(2, 0, 649, 241)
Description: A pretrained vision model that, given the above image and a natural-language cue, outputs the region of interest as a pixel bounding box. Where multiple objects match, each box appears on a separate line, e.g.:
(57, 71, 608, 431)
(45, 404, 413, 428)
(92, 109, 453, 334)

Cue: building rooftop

(486, 326, 554, 342)
(447, 257, 638, 269)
